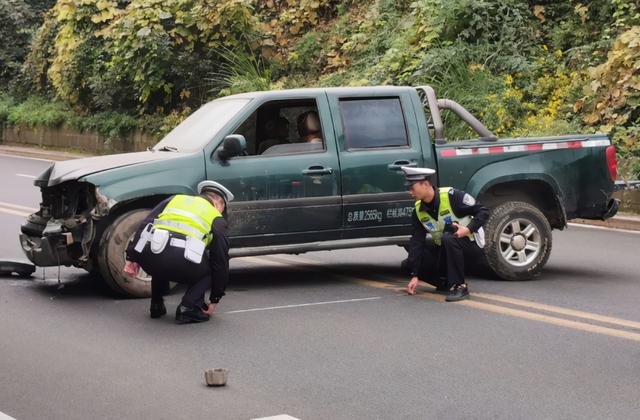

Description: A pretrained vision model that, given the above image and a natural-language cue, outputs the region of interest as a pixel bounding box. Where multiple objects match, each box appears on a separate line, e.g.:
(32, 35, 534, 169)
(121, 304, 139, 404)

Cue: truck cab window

(339, 98, 409, 149)
(232, 100, 325, 157)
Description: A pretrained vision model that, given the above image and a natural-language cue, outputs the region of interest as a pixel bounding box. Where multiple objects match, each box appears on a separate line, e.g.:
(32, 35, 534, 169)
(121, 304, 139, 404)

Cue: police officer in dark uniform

(402, 167, 489, 301)
(124, 181, 233, 324)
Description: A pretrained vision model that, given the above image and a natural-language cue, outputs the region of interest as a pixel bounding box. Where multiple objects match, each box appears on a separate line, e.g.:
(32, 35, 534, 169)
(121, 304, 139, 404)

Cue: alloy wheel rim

(498, 218, 541, 267)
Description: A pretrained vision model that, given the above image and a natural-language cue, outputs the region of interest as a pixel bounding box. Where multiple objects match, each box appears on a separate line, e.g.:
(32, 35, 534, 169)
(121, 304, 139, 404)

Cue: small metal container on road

(204, 368, 228, 386)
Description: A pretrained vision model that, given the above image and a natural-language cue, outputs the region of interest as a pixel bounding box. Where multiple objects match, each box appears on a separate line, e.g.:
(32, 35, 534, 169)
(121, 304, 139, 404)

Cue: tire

(97, 209, 152, 297)
(484, 201, 552, 281)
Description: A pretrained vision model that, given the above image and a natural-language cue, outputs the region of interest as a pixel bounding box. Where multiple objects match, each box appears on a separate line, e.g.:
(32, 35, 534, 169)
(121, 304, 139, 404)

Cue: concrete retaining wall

(0, 125, 155, 154)
(614, 189, 640, 213)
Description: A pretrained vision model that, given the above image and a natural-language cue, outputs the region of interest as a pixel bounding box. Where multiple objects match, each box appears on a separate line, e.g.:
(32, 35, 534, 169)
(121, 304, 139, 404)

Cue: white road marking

(15, 173, 36, 179)
(239, 254, 319, 267)
(0, 207, 30, 217)
(0, 201, 37, 212)
(252, 415, 300, 420)
(225, 296, 382, 314)
(0, 201, 36, 217)
(567, 222, 640, 235)
(0, 152, 52, 162)
(0, 410, 17, 420)
(237, 256, 290, 267)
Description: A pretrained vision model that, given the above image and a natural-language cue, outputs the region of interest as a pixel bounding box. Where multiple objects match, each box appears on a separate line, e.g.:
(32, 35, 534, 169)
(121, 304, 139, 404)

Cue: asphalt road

(1, 153, 639, 420)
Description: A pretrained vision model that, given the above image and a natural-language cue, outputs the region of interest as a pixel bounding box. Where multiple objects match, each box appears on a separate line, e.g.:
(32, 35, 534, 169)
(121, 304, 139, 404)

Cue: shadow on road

(22, 270, 127, 300)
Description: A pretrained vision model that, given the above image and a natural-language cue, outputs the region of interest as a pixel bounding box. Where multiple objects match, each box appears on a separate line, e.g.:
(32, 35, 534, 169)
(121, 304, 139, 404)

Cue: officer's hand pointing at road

(407, 276, 419, 295)
(203, 303, 217, 315)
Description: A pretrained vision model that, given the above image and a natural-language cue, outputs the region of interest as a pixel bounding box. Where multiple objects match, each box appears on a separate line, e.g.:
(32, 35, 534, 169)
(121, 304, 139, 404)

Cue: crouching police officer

(402, 167, 489, 301)
(124, 181, 233, 324)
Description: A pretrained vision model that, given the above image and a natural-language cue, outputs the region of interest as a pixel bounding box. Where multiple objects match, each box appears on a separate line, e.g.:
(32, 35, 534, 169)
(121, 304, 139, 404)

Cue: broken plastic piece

(0, 259, 36, 278)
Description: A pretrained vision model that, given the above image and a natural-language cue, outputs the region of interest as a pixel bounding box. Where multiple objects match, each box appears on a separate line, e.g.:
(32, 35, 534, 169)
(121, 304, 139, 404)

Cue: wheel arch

(475, 176, 566, 229)
(88, 193, 174, 272)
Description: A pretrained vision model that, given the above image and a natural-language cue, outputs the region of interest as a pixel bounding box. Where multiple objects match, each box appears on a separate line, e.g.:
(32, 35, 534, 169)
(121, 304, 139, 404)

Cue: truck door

(204, 93, 341, 247)
(327, 88, 430, 236)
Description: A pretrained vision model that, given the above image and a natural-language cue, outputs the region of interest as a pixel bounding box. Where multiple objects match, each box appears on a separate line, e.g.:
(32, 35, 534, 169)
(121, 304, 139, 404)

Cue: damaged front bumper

(19, 182, 114, 268)
(19, 218, 92, 267)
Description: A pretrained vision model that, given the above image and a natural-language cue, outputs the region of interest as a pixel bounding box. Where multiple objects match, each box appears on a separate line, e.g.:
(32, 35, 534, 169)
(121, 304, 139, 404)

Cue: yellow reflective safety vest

(153, 195, 221, 246)
(414, 187, 475, 246)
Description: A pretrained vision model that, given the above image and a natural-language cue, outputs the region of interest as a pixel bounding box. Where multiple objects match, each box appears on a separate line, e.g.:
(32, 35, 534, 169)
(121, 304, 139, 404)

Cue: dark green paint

(32, 87, 617, 261)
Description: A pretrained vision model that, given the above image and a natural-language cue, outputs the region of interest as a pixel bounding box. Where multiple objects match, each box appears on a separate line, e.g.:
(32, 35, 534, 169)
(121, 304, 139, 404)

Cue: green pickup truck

(20, 85, 619, 297)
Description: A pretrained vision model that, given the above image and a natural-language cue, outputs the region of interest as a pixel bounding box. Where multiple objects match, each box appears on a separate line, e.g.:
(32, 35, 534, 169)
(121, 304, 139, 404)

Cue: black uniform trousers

(417, 232, 485, 289)
(136, 232, 212, 308)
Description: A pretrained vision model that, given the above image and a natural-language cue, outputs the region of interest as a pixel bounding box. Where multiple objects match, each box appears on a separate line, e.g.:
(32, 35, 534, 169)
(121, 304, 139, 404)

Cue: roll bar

(415, 85, 497, 144)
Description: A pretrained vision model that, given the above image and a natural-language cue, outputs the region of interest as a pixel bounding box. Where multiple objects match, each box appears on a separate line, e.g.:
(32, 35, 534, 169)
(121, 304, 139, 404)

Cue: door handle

(302, 165, 333, 176)
(387, 160, 417, 171)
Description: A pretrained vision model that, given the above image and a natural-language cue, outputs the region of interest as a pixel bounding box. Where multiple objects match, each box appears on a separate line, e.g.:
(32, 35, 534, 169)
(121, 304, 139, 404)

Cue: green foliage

(208, 47, 273, 96)
(81, 112, 139, 140)
(11, 8, 58, 98)
(1, 95, 144, 139)
(610, 0, 640, 31)
(19, 0, 261, 113)
(258, 0, 337, 45)
(6, 96, 72, 127)
(0, 0, 54, 86)
(288, 31, 327, 75)
(0, 1, 31, 85)
(631, 159, 640, 179)
(0, 0, 637, 168)
(580, 26, 640, 156)
(612, 125, 640, 158)
(0, 94, 14, 123)
(139, 109, 191, 140)
(99, 0, 260, 112)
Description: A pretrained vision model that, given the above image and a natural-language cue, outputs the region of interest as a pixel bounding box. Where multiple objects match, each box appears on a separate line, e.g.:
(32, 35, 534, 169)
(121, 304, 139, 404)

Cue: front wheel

(484, 201, 552, 281)
(97, 209, 152, 297)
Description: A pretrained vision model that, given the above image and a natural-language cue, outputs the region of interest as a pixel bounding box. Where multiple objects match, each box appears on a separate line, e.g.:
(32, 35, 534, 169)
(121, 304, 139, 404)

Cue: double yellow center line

(240, 254, 640, 343)
(0, 201, 35, 217)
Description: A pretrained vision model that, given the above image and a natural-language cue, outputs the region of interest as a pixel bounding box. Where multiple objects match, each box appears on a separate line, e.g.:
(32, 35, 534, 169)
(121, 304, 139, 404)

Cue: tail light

(605, 146, 617, 182)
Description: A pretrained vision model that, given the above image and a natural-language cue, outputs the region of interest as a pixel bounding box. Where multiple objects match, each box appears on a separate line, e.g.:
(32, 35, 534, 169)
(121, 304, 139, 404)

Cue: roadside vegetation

(0, 0, 638, 178)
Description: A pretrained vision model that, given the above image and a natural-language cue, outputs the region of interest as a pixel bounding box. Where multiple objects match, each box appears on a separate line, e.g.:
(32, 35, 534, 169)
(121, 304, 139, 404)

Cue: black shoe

(445, 284, 469, 302)
(150, 300, 167, 318)
(175, 304, 210, 324)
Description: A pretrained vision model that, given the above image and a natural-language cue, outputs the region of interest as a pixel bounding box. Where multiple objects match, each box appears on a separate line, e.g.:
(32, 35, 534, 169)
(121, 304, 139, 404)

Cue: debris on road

(204, 368, 228, 387)
(0, 259, 35, 278)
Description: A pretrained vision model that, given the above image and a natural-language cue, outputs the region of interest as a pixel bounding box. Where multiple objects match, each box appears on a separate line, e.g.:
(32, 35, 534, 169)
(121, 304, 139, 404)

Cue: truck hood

(35, 151, 191, 187)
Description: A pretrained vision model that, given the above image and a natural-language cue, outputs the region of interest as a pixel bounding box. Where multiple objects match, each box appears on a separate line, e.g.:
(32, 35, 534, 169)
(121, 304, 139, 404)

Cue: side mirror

(218, 134, 247, 160)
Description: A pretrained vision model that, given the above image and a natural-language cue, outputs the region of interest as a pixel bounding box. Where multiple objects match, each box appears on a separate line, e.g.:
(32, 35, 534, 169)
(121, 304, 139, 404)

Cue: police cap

(197, 181, 234, 204)
(401, 166, 436, 186)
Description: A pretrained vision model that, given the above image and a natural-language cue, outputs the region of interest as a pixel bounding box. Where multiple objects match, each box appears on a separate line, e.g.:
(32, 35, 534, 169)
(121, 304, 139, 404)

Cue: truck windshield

(153, 98, 250, 152)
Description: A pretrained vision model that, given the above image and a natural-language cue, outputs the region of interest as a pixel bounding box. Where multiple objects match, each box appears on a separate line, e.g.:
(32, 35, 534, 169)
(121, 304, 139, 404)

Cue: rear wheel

(97, 209, 152, 297)
(484, 201, 552, 280)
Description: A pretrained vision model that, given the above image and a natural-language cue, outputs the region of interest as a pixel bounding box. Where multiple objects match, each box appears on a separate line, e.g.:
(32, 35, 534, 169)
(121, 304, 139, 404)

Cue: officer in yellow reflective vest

(124, 181, 233, 324)
(402, 167, 489, 301)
